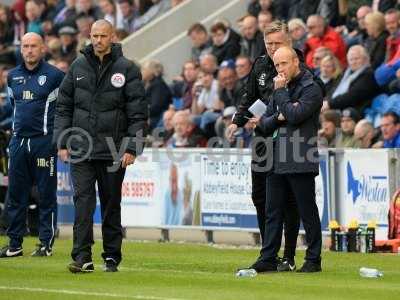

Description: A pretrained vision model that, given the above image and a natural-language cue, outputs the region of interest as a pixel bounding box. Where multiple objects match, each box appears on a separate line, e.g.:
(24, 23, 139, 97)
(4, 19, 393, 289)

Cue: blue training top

(7, 60, 64, 137)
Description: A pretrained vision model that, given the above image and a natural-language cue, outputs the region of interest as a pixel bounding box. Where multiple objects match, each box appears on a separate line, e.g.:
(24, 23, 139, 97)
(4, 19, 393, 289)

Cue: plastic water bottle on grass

(236, 268, 257, 278)
(359, 267, 383, 278)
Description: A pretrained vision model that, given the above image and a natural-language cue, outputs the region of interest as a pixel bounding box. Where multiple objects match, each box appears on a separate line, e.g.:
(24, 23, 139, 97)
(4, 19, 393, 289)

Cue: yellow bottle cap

(367, 220, 377, 228)
(329, 220, 340, 229)
(348, 219, 359, 229)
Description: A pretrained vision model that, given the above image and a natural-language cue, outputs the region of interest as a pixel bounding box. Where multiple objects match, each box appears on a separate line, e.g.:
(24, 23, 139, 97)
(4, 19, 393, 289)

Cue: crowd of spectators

(0, 0, 184, 69)
(0, 0, 184, 137)
(146, 0, 400, 149)
(0, 0, 400, 150)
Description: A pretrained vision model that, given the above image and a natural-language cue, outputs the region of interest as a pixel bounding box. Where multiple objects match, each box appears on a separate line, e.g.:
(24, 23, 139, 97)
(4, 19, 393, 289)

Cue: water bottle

(366, 226, 376, 253)
(359, 228, 367, 253)
(342, 233, 348, 252)
(359, 267, 383, 278)
(329, 220, 341, 251)
(236, 268, 257, 278)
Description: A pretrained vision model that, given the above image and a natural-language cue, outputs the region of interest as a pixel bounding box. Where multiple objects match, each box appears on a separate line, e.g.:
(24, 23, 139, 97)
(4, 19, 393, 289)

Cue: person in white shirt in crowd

(191, 70, 220, 116)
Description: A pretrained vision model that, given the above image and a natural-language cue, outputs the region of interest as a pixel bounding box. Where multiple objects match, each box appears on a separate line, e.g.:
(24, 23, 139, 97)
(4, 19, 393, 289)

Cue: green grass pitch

(0, 237, 399, 300)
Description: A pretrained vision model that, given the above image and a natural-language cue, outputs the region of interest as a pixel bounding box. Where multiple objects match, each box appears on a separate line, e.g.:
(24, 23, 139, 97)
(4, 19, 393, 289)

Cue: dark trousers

(7, 135, 57, 249)
(252, 168, 299, 258)
(260, 172, 322, 263)
(70, 160, 125, 265)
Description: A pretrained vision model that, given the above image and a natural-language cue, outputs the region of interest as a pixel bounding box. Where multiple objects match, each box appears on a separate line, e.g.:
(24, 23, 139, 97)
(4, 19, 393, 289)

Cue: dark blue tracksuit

(6, 61, 64, 249)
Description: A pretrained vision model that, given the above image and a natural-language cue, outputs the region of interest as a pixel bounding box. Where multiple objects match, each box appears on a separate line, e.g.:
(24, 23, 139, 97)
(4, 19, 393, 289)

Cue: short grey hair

(288, 18, 307, 32)
(141, 59, 164, 77)
(347, 45, 370, 65)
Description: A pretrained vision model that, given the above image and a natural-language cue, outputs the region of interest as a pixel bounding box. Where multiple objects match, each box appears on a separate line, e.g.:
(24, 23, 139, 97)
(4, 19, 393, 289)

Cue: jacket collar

(81, 43, 123, 62)
(288, 69, 315, 90)
(20, 59, 44, 73)
(289, 70, 305, 86)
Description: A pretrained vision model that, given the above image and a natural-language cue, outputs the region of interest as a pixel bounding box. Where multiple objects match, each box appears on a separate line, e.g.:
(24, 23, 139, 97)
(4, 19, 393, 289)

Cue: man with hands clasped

(54, 20, 147, 273)
(248, 46, 323, 273)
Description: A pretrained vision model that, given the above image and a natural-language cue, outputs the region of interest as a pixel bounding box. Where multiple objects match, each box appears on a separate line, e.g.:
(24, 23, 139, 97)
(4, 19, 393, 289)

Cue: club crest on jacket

(111, 73, 125, 88)
(38, 75, 47, 86)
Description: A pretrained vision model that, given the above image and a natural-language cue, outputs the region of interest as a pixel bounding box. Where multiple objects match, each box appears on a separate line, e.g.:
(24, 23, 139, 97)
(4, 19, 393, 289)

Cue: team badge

(111, 73, 125, 88)
(258, 73, 266, 86)
(38, 75, 47, 86)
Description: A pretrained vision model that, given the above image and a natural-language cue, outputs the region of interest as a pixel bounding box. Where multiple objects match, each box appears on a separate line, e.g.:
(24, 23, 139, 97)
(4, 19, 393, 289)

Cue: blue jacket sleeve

(0, 96, 13, 130)
(6, 74, 14, 107)
(256, 96, 282, 135)
(258, 113, 280, 135)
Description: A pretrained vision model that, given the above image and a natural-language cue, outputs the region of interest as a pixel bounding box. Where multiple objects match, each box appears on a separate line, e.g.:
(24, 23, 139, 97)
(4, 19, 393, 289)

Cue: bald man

(54, 20, 148, 273)
(229, 21, 304, 274)
(0, 33, 65, 258)
(240, 15, 266, 61)
(354, 119, 377, 148)
(249, 46, 323, 273)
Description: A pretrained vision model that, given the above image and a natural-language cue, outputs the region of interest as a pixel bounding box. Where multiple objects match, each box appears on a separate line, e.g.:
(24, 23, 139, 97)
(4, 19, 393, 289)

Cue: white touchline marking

(120, 266, 220, 276)
(0, 286, 186, 300)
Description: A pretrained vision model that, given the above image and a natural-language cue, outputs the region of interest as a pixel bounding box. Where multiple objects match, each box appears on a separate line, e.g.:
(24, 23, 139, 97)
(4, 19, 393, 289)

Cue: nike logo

(6, 248, 23, 256)
(76, 76, 84, 81)
(289, 264, 296, 271)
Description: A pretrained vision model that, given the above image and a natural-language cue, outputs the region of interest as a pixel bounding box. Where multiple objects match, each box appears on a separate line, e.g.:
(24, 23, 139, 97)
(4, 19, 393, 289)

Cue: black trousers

(260, 172, 322, 263)
(70, 160, 125, 265)
(252, 168, 300, 258)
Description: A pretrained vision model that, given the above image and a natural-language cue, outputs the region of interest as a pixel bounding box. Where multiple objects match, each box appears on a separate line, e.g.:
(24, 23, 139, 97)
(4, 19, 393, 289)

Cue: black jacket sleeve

(225, 39, 241, 61)
(275, 83, 323, 126)
(328, 70, 378, 110)
(371, 40, 387, 70)
(124, 63, 148, 156)
(53, 66, 75, 149)
(232, 59, 261, 127)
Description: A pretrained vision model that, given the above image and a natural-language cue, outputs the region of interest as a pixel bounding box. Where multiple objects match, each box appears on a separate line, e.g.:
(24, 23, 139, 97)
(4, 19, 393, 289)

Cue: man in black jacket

(240, 15, 266, 62)
(249, 46, 323, 273)
(54, 20, 148, 273)
(227, 21, 300, 272)
(323, 45, 380, 116)
(210, 22, 241, 65)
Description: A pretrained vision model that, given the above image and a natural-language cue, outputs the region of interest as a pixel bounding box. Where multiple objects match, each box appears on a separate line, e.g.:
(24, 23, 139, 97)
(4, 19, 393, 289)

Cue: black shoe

(68, 260, 94, 273)
(103, 258, 118, 272)
(297, 261, 322, 273)
(0, 245, 23, 258)
(250, 258, 277, 273)
(277, 257, 296, 272)
(31, 244, 52, 257)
